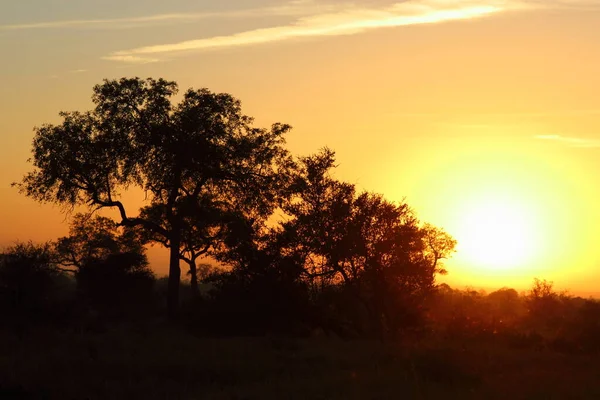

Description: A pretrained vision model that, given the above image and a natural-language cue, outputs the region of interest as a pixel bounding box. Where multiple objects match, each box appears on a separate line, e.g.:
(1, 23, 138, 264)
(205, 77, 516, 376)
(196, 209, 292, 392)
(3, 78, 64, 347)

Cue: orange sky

(1, 0, 600, 294)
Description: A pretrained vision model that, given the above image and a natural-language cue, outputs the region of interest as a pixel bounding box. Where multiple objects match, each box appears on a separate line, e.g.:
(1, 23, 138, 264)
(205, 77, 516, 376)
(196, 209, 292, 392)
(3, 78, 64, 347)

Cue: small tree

(0, 242, 69, 327)
(54, 214, 154, 317)
(54, 214, 146, 271)
(526, 278, 570, 336)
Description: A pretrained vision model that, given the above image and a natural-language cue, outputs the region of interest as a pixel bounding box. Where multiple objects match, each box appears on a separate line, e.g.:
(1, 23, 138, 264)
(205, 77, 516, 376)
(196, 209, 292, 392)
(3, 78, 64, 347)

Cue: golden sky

(1, 0, 600, 293)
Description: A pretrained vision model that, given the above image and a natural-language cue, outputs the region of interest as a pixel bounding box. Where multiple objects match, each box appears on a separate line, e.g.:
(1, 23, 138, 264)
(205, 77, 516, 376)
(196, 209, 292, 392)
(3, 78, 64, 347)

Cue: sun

(454, 196, 541, 271)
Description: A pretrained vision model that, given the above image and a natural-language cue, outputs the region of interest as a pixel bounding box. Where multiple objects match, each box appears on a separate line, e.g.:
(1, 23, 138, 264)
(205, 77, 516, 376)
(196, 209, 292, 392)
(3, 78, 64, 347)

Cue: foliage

(0, 242, 72, 327)
(55, 214, 146, 270)
(16, 78, 293, 317)
(426, 279, 600, 354)
(8, 75, 600, 399)
(275, 149, 456, 338)
(55, 214, 155, 318)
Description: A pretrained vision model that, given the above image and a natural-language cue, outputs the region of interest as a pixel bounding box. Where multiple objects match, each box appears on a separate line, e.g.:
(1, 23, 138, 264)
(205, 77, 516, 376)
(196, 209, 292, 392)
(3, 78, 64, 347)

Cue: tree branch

(91, 196, 169, 238)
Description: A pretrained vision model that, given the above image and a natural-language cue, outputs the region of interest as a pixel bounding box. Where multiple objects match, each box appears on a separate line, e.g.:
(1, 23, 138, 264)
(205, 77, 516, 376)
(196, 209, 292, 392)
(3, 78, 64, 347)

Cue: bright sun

(454, 196, 540, 270)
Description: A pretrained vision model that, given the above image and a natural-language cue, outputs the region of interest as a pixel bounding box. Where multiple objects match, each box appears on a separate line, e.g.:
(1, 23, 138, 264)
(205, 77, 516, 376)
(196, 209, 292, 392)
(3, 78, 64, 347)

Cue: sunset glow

(5, 2, 600, 396)
(454, 196, 540, 271)
(2, 0, 600, 294)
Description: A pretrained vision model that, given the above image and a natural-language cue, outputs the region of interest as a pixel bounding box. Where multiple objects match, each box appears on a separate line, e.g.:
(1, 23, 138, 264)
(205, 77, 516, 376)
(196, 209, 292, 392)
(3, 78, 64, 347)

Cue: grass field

(1, 323, 599, 400)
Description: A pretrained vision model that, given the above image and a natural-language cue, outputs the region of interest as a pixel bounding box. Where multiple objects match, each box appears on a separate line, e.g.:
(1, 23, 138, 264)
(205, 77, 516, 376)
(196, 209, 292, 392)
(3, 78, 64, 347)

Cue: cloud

(1, 14, 202, 31)
(534, 135, 600, 148)
(526, 0, 600, 10)
(0, 1, 336, 31)
(102, 55, 161, 64)
(4, 0, 593, 63)
(3, 0, 593, 34)
(105, 0, 516, 63)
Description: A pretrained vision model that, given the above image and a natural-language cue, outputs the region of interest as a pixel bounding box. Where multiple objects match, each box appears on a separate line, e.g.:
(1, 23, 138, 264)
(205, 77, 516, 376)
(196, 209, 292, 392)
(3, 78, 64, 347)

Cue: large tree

(15, 77, 291, 318)
(136, 197, 244, 298)
(279, 149, 456, 337)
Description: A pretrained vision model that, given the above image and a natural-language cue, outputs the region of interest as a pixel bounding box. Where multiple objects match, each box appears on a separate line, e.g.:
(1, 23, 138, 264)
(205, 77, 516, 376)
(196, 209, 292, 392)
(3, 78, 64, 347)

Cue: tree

(0, 242, 69, 327)
(420, 223, 456, 277)
(487, 287, 522, 330)
(15, 78, 292, 318)
(525, 278, 570, 333)
(54, 214, 154, 317)
(76, 252, 154, 318)
(529, 278, 556, 301)
(345, 192, 440, 336)
(279, 149, 456, 337)
(279, 148, 356, 289)
(137, 198, 241, 298)
(54, 213, 146, 272)
(200, 223, 311, 336)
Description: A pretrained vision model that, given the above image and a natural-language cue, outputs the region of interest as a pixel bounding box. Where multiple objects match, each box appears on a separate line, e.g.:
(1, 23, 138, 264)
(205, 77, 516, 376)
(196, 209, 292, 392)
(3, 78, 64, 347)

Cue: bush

(0, 242, 73, 329)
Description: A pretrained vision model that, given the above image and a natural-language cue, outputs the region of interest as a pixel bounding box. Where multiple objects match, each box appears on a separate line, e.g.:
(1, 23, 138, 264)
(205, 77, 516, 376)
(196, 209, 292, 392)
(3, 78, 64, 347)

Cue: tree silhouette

(279, 149, 456, 337)
(54, 214, 145, 272)
(137, 198, 241, 298)
(200, 218, 311, 335)
(0, 242, 69, 329)
(420, 223, 456, 277)
(54, 214, 154, 317)
(15, 77, 291, 318)
(525, 278, 571, 335)
(280, 148, 356, 288)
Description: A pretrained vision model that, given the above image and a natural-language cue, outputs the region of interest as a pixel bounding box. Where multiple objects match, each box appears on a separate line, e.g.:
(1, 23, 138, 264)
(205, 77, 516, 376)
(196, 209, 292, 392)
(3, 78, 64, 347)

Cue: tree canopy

(16, 77, 292, 318)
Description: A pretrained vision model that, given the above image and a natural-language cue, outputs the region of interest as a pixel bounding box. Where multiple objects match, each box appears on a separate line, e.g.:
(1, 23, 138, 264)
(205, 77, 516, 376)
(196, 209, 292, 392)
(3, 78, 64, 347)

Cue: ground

(1, 324, 599, 399)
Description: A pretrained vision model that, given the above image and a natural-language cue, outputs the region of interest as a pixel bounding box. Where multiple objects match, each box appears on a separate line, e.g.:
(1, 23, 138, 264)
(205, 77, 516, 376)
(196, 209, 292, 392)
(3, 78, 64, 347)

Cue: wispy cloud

(103, 55, 161, 65)
(1, 14, 204, 31)
(526, 0, 600, 10)
(104, 0, 518, 63)
(0, 1, 335, 31)
(4, 0, 593, 64)
(535, 135, 600, 148)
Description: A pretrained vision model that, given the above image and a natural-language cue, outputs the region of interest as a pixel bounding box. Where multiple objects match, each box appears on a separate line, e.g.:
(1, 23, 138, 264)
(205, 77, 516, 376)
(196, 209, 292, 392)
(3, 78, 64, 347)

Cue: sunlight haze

(2, 0, 600, 294)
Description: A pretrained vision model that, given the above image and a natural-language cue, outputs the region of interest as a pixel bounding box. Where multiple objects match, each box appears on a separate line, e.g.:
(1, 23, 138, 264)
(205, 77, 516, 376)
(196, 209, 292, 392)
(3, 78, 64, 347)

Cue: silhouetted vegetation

(55, 215, 155, 320)
(0, 242, 72, 331)
(427, 281, 600, 355)
(5, 77, 600, 398)
(15, 77, 292, 319)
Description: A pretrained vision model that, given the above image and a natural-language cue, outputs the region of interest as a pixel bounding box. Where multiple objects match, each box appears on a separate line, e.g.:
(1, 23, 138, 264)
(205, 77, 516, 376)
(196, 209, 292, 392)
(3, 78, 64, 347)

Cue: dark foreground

(1, 325, 599, 400)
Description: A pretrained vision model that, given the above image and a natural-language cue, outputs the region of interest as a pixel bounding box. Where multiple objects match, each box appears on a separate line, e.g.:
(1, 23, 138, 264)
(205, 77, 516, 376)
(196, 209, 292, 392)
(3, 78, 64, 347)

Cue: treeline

(1, 153, 454, 339)
(6, 77, 598, 348)
(426, 280, 600, 353)
(5, 77, 458, 339)
(3, 232, 600, 356)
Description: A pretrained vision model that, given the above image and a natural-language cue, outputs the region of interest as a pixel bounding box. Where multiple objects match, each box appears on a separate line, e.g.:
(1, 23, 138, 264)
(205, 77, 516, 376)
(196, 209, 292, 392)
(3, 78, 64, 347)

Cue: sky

(1, 0, 600, 293)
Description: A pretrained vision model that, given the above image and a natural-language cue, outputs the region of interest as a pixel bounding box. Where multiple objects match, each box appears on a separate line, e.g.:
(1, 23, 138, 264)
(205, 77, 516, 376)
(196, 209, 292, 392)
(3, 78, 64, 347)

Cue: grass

(1, 324, 599, 399)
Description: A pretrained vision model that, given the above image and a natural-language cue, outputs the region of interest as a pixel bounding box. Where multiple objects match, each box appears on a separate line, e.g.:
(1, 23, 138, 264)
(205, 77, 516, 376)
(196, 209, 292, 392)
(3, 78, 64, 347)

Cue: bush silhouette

(0, 242, 73, 330)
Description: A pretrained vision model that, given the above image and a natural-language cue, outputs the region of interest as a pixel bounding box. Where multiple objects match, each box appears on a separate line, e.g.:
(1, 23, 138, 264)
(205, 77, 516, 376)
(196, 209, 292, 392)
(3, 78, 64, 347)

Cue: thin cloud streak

(1, 14, 210, 31)
(106, 55, 161, 64)
(105, 1, 511, 63)
(527, 0, 600, 10)
(0, 1, 336, 31)
(535, 135, 600, 148)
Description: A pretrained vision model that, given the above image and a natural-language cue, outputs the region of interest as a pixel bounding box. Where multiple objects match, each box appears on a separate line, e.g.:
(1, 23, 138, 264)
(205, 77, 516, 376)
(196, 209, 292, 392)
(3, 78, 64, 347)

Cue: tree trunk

(167, 230, 181, 320)
(189, 260, 200, 298)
